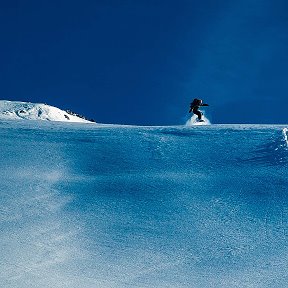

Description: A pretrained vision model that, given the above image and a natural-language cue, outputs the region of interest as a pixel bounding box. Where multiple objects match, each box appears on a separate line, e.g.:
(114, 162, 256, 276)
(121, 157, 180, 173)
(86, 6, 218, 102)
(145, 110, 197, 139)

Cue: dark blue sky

(1, 0, 288, 125)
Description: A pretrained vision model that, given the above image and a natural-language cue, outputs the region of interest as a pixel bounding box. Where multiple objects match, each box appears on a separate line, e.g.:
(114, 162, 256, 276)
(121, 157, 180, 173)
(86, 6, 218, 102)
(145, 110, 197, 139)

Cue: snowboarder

(189, 98, 209, 122)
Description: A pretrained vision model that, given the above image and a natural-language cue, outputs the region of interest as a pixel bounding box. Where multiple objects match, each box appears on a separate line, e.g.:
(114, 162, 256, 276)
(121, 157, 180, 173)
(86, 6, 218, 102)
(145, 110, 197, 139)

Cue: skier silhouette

(189, 98, 209, 122)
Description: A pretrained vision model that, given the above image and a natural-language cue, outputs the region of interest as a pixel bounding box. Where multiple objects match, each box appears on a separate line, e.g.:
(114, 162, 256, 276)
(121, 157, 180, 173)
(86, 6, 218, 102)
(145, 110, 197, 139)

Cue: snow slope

(0, 120, 288, 288)
(0, 100, 94, 123)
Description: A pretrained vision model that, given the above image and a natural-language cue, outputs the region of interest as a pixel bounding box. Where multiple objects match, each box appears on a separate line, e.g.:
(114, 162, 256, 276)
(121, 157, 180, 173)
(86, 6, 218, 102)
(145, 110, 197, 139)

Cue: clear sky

(1, 0, 288, 125)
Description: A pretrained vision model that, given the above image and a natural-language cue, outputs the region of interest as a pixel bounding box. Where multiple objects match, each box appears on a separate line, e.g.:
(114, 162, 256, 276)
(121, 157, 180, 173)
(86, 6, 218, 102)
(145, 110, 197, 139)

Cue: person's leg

(193, 108, 202, 120)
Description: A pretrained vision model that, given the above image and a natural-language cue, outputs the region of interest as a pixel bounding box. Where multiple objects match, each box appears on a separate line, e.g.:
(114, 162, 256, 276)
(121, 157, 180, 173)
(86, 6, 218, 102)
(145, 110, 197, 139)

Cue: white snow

(282, 128, 288, 147)
(186, 111, 211, 126)
(0, 100, 94, 123)
(0, 120, 288, 288)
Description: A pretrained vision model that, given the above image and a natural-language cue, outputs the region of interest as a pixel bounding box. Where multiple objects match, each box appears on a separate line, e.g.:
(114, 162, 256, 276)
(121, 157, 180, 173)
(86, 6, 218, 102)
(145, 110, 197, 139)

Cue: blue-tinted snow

(0, 120, 288, 288)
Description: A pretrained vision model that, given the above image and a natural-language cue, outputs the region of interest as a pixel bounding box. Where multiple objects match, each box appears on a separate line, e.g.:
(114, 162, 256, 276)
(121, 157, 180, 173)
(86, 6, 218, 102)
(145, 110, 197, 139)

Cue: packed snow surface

(0, 100, 93, 123)
(0, 120, 288, 288)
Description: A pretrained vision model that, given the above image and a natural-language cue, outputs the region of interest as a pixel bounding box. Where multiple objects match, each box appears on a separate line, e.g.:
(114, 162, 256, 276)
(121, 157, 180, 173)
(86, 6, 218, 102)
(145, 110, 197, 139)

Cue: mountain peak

(0, 100, 95, 123)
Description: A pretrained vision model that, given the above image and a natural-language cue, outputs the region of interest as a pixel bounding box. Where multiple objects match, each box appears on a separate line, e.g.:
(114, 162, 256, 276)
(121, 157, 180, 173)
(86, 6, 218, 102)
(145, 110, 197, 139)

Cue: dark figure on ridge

(189, 98, 209, 122)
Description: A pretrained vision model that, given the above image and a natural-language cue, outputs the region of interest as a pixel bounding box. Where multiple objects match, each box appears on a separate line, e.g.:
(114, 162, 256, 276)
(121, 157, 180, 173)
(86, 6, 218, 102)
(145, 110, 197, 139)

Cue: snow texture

(0, 100, 94, 123)
(0, 119, 288, 288)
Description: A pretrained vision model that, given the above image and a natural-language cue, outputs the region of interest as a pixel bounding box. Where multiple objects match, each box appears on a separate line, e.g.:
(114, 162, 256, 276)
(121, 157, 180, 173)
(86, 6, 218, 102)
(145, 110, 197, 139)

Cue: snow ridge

(0, 100, 95, 123)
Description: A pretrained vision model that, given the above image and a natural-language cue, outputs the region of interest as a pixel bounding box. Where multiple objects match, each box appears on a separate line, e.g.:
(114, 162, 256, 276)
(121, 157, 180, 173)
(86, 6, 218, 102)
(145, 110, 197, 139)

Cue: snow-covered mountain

(0, 100, 94, 123)
(1, 120, 288, 288)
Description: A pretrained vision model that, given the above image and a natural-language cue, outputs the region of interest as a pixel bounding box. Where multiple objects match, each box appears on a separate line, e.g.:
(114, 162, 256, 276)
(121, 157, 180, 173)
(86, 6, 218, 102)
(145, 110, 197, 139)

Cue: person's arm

(201, 103, 209, 106)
